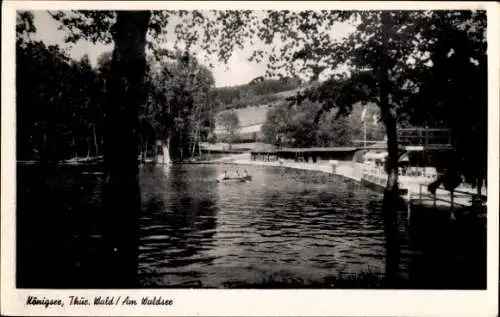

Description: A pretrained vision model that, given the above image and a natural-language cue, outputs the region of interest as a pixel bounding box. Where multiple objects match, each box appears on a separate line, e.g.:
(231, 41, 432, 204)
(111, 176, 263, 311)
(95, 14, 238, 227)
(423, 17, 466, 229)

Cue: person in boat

(220, 170, 229, 180)
(243, 169, 252, 180)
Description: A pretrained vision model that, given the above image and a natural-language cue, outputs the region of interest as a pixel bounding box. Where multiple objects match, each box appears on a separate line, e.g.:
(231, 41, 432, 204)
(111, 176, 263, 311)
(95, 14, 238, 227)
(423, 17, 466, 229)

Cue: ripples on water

(17, 163, 486, 289)
(138, 164, 388, 288)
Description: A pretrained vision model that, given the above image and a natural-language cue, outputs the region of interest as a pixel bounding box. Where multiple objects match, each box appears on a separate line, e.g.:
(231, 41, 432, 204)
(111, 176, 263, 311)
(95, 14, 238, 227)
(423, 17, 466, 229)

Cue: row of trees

(17, 39, 106, 161)
(141, 51, 216, 161)
(17, 13, 217, 162)
(262, 100, 385, 147)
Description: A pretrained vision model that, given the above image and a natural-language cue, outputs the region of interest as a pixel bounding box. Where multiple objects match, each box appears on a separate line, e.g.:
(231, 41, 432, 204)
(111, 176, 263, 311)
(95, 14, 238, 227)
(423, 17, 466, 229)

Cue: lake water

(16, 163, 486, 289)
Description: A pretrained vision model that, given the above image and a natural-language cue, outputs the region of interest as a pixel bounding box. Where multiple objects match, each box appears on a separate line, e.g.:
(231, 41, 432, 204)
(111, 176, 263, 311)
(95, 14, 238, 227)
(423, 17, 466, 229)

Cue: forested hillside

(213, 76, 304, 110)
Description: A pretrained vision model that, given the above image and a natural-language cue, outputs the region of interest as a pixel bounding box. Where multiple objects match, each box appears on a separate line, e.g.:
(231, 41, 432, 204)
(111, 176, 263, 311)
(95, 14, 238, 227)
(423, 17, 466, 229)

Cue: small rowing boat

(217, 175, 252, 183)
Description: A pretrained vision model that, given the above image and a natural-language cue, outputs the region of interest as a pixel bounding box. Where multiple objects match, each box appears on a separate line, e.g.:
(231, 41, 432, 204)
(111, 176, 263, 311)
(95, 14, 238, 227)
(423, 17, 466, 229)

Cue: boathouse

(250, 146, 359, 163)
(250, 128, 454, 171)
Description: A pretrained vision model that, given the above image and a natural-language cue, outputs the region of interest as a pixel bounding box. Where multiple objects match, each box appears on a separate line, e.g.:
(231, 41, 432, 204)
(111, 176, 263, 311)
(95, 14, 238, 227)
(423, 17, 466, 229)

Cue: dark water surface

(16, 163, 486, 289)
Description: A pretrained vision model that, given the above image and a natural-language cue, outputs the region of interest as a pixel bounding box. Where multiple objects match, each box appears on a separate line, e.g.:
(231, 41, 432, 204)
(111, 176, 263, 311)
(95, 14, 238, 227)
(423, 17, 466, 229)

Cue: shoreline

(225, 158, 360, 181)
(18, 155, 486, 201)
(216, 153, 485, 212)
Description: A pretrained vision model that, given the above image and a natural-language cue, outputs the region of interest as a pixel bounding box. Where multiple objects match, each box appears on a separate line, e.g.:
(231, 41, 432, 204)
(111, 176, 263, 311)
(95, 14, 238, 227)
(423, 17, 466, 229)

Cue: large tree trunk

(379, 11, 400, 288)
(379, 12, 400, 206)
(101, 11, 150, 288)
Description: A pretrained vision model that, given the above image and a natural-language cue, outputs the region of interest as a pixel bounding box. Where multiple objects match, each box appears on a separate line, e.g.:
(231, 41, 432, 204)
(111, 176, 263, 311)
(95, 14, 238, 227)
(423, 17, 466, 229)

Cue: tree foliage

(17, 11, 217, 163)
(39, 9, 488, 186)
(213, 76, 303, 111)
(404, 11, 487, 187)
(215, 109, 240, 147)
(142, 51, 216, 160)
(223, 10, 486, 191)
(262, 100, 385, 148)
(16, 30, 106, 161)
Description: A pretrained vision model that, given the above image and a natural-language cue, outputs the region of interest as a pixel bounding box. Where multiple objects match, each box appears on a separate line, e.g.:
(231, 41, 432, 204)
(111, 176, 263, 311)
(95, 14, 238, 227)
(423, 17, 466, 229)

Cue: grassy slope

(215, 82, 315, 128)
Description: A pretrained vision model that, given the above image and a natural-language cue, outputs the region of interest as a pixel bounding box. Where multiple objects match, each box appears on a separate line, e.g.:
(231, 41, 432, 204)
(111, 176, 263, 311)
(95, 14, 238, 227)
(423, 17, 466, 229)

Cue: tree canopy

(216, 109, 240, 147)
(16, 11, 218, 162)
(39, 9, 487, 191)
(262, 100, 385, 148)
(16, 30, 106, 161)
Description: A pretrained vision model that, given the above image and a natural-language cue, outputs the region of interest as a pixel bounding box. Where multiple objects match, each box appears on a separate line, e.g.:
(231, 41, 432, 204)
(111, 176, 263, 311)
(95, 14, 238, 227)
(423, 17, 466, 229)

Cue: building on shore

(250, 127, 454, 172)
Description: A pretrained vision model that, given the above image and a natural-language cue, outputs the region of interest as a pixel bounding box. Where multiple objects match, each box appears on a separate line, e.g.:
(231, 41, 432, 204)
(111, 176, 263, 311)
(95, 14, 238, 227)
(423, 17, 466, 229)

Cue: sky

(30, 10, 356, 88)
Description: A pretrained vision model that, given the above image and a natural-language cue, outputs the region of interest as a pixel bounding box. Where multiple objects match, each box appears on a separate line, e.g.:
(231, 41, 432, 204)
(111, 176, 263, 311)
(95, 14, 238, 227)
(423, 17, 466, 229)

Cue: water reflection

(17, 163, 486, 289)
(17, 164, 107, 288)
(139, 165, 220, 287)
(138, 164, 387, 287)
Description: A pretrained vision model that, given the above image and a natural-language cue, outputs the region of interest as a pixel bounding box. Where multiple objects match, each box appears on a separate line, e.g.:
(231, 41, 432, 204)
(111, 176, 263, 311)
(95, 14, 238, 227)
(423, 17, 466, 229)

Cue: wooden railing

(398, 128, 452, 147)
(413, 183, 486, 211)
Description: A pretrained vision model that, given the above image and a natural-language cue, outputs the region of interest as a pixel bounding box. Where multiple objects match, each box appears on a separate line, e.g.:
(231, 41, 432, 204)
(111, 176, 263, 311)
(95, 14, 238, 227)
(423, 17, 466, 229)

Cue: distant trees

(16, 27, 216, 163)
(318, 103, 385, 147)
(262, 100, 385, 148)
(16, 32, 106, 161)
(141, 51, 216, 161)
(262, 100, 320, 147)
(213, 77, 303, 110)
(261, 102, 292, 146)
(216, 110, 240, 149)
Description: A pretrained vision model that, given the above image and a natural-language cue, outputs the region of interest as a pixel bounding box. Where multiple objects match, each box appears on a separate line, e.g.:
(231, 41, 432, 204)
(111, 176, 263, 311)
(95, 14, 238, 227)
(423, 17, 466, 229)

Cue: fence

(412, 183, 486, 211)
(398, 128, 452, 147)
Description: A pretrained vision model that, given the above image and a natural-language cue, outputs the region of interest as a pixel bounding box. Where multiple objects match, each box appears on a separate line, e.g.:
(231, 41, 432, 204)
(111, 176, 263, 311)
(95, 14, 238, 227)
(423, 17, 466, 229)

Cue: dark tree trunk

(101, 11, 150, 288)
(379, 11, 400, 288)
(379, 12, 400, 206)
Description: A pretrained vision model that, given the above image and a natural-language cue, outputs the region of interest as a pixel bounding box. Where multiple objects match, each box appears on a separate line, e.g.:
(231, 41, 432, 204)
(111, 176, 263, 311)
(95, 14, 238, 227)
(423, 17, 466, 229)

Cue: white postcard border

(2, 1, 499, 316)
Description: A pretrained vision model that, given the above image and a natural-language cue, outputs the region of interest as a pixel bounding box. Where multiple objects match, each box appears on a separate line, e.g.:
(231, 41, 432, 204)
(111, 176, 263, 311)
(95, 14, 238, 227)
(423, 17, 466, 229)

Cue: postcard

(2, 1, 498, 316)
